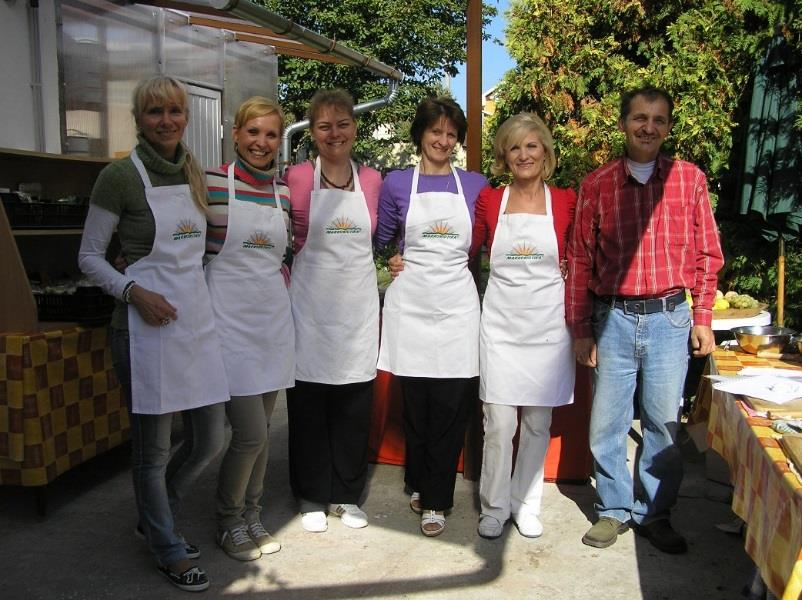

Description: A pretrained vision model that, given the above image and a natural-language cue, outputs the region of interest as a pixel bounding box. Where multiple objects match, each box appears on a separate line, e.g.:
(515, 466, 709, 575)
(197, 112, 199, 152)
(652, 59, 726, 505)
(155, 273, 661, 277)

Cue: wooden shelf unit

(0, 148, 110, 333)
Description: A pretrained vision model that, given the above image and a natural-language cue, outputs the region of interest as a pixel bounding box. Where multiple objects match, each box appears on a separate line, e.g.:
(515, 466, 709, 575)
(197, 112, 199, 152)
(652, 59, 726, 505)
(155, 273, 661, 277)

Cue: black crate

(2, 197, 88, 228)
(34, 286, 115, 325)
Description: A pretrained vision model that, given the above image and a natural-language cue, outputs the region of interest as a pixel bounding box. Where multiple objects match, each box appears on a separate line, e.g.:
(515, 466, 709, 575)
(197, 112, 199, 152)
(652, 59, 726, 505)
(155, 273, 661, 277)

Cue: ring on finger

(160, 317, 170, 326)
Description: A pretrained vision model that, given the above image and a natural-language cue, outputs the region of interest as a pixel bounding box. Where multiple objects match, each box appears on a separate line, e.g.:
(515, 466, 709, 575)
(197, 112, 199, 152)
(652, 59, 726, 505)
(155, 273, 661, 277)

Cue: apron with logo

(126, 152, 229, 414)
(290, 158, 379, 384)
(480, 185, 574, 406)
(205, 163, 294, 396)
(378, 165, 479, 377)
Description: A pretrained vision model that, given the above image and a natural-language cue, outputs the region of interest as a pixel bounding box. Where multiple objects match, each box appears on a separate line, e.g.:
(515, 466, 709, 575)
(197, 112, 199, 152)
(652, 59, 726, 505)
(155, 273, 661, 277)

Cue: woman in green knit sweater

(79, 75, 228, 593)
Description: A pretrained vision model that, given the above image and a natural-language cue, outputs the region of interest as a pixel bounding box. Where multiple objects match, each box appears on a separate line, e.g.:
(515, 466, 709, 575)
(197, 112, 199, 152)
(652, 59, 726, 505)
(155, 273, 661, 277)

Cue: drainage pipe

(280, 78, 400, 173)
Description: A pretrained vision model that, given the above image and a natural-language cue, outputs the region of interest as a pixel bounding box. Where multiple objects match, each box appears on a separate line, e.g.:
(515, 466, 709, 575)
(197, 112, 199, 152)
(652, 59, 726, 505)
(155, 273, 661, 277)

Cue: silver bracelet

(122, 280, 136, 304)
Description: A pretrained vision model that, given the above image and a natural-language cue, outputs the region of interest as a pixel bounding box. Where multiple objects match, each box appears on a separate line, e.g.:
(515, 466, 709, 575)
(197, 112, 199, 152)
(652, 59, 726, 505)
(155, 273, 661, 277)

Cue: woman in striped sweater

(204, 96, 294, 562)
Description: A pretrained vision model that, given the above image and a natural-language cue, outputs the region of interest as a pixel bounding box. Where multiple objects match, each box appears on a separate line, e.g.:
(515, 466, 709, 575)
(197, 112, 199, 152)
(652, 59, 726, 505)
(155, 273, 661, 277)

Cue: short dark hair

(410, 97, 467, 153)
(307, 88, 355, 126)
(619, 86, 674, 122)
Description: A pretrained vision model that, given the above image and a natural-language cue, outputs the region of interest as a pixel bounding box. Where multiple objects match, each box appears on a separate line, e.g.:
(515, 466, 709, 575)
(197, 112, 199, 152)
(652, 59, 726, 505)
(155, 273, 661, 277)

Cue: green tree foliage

(492, 0, 802, 325)
(256, 0, 494, 168)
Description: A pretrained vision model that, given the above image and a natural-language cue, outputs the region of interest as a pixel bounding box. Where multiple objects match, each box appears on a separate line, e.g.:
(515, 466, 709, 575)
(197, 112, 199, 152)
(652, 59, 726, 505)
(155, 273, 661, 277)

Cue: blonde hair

(234, 96, 285, 131)
(491, 113, 556, 179)
(131, 75, 208, 212)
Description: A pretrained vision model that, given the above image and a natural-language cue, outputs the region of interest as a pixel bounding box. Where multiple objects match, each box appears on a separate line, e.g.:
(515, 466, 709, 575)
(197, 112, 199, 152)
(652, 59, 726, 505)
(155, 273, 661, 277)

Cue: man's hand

(573, 337, 597, 367)
(690, 325, 715, 357)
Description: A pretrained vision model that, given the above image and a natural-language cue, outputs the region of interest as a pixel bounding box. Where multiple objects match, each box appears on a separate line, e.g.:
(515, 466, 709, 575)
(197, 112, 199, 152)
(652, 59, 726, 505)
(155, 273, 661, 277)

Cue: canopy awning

(136, 0, 403, 80)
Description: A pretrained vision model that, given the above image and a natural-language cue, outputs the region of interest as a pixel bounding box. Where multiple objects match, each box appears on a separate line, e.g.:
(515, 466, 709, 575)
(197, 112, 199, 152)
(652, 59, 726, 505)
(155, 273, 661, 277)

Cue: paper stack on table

(711, 369, 802, 404)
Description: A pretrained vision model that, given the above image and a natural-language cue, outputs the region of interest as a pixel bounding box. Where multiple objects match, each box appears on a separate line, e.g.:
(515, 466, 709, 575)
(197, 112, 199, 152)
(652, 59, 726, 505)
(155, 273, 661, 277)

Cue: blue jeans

(111, 328, 224, 567)
(589, 299, 690, 525)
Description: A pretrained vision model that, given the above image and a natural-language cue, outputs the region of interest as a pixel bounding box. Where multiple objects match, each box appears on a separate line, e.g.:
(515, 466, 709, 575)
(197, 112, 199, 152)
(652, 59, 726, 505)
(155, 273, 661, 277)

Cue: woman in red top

(469, 113, 577, 540)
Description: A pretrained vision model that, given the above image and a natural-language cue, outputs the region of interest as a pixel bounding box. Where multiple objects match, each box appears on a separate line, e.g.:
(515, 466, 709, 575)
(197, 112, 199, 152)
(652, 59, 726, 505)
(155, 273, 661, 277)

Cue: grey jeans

(111, 328, 225, 566)
(216, 391, 279, 530)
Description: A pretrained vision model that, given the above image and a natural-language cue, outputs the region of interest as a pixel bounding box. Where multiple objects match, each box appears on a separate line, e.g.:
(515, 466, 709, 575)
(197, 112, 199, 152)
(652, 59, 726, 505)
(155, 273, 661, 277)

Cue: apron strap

(411, 163, 465, 198)
(313, 157, 361, 193)
(130, 150, 154, 189)
(499, 183, 553, 220)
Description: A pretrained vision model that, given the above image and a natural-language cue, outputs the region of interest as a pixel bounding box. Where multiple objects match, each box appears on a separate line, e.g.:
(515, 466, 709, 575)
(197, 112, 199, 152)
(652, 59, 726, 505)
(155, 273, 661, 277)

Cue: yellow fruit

(716, 290, 724, 300)
(724, 291, 738, 300)
(685, 291, 693, 308)
(713, 298, 730, 311)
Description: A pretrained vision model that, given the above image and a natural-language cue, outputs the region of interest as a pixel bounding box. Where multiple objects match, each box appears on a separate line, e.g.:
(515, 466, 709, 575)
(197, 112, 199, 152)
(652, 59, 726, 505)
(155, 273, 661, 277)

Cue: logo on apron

(505, 241, 544, 261)
(172, 219, 202, 240)
(422, 220, 459, 239)
(242, 230, 276, 250)
(325, 216, 362, 235)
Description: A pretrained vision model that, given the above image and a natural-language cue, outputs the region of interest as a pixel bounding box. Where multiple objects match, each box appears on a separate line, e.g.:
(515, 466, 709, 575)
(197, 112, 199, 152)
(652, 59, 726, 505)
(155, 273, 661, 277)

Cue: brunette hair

(131, 75, 208, 212)
(306, 88, 355, 126)
(491, 113, 556, 179)
(409, 97, 467, 153)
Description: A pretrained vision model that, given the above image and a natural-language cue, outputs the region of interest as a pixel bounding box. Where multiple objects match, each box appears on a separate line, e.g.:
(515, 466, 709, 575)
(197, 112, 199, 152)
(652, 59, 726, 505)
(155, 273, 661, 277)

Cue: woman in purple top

(375, 97, 487, 537)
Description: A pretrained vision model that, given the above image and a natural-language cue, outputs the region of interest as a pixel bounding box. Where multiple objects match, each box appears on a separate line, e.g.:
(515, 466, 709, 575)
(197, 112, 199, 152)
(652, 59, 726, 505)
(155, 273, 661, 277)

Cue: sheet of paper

(712, 374, 802, 404)
(738, 367, 802, 378)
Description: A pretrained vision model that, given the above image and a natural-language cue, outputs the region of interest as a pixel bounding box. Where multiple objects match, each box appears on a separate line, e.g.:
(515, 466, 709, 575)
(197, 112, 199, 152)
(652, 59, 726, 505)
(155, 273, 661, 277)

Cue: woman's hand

(114, 253, 129, 273)
(129, 284, 178, 327)
(388, 253, 405, 279)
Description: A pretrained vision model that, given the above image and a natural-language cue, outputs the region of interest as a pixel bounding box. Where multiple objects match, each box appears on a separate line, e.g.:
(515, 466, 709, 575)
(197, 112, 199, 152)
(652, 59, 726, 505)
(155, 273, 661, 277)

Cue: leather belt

(599, 290, 686, 315)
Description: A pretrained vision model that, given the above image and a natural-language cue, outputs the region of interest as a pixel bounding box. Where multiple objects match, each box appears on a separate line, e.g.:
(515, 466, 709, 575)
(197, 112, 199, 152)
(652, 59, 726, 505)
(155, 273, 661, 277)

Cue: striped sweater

(205, 157, 292, 267)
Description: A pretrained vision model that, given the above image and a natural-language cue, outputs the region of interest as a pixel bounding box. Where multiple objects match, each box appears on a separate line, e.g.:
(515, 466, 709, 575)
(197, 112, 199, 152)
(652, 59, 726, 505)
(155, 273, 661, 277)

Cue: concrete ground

(0, 392, 753, 600)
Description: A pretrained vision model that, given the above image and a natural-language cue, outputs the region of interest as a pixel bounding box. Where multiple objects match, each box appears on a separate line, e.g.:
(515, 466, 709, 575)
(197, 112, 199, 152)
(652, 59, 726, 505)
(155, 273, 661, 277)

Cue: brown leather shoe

(581, 517, 629, 548)
(633, 519, 688, 554)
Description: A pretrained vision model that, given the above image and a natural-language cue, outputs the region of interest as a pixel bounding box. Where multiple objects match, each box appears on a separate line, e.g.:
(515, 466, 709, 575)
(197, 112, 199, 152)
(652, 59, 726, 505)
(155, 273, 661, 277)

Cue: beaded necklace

(320, 167, 354, 190)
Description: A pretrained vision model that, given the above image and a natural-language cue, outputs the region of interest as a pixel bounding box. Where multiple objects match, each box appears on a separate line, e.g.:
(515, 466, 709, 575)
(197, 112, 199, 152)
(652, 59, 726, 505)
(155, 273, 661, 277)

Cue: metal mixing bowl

(731, 325, 796, 354)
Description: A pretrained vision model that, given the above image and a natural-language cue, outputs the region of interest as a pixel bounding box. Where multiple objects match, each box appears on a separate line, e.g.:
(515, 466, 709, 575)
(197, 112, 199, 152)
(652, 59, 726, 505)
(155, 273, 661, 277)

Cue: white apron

(204, 163, 295, 396)
(290, 158, 379, 384)
(377, 165, 479, 377)
(126, 152, 229, 414)
(479, 185, 574, 406)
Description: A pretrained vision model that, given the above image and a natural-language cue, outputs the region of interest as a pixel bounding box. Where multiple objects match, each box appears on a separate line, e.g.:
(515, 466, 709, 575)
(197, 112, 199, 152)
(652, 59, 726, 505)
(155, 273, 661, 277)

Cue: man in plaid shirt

(567, 85, 724, 554)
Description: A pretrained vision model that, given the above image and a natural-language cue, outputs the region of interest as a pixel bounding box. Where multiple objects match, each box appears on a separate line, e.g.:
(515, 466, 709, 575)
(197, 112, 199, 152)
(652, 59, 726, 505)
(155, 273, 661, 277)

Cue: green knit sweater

(89, 135, 190, 330)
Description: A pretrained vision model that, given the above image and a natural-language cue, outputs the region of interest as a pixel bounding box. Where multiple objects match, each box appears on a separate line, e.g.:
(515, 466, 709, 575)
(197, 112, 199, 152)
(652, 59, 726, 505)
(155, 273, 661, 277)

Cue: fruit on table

(713, 297, 730, 310)
(711, 289, 760, 311)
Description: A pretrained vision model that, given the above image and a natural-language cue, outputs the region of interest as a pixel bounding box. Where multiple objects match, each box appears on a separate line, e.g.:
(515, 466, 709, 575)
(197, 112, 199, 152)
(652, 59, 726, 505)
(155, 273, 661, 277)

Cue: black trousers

(286, 379, 374, 505)
(399, 376, 477, 511)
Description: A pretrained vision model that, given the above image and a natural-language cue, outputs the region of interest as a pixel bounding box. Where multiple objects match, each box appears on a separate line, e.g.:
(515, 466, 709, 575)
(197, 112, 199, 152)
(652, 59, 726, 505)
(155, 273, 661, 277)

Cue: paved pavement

(0, 393, 753, 599)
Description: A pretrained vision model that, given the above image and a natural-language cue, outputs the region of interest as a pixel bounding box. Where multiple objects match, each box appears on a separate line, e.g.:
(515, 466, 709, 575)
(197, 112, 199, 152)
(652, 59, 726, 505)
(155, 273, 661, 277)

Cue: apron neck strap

(130, 150, 153, 189)
(499, 183, 553, 221)
(313, 157, 361, 193)
(228, 161, 283, 208)
(411, 163, 464, 197)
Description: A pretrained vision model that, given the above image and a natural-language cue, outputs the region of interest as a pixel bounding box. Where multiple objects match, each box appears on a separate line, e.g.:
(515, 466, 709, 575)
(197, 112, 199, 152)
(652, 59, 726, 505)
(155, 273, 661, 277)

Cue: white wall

(0, 1, 62, 153)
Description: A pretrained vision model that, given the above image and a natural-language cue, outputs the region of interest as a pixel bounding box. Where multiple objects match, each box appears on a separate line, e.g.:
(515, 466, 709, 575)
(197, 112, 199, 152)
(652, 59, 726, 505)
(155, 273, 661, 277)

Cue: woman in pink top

(284, 89, 382, 533)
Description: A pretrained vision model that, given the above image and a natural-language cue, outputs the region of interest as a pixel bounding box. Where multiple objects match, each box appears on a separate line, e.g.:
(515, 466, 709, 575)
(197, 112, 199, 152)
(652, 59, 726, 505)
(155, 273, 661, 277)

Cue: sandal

(409, 492, 422, 515)
(420, 510, 446, 537)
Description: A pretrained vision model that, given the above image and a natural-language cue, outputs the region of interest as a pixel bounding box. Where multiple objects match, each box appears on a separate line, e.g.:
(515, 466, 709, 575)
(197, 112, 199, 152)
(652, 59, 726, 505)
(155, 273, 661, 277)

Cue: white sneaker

(513, 513, 543, 538)
(329, 503, 368, 529)
(301, 511, 328, 533)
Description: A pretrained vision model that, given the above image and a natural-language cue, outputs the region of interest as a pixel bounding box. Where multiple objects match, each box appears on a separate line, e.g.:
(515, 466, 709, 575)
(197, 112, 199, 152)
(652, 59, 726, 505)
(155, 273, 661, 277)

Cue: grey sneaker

(246, 521, 281, 555)
(217, 524, 261, 561)
(582, 517, 629, 548)
(477, 515, 504, 539)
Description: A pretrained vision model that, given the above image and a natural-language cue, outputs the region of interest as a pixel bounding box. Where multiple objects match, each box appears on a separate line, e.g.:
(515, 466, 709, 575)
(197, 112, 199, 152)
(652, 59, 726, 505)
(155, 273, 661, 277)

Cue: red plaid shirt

(566, 155, 724, 338)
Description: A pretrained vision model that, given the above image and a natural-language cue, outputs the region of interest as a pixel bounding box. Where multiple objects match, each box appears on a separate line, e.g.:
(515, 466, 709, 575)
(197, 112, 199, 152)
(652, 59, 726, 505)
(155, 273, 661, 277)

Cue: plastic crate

(34, 286, 115, 324)
(2, 197, 88, 228)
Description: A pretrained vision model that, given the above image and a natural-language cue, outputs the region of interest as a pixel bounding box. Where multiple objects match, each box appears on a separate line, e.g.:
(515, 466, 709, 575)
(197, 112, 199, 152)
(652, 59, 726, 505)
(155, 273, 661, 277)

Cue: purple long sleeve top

(374, 166, 489, 251)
